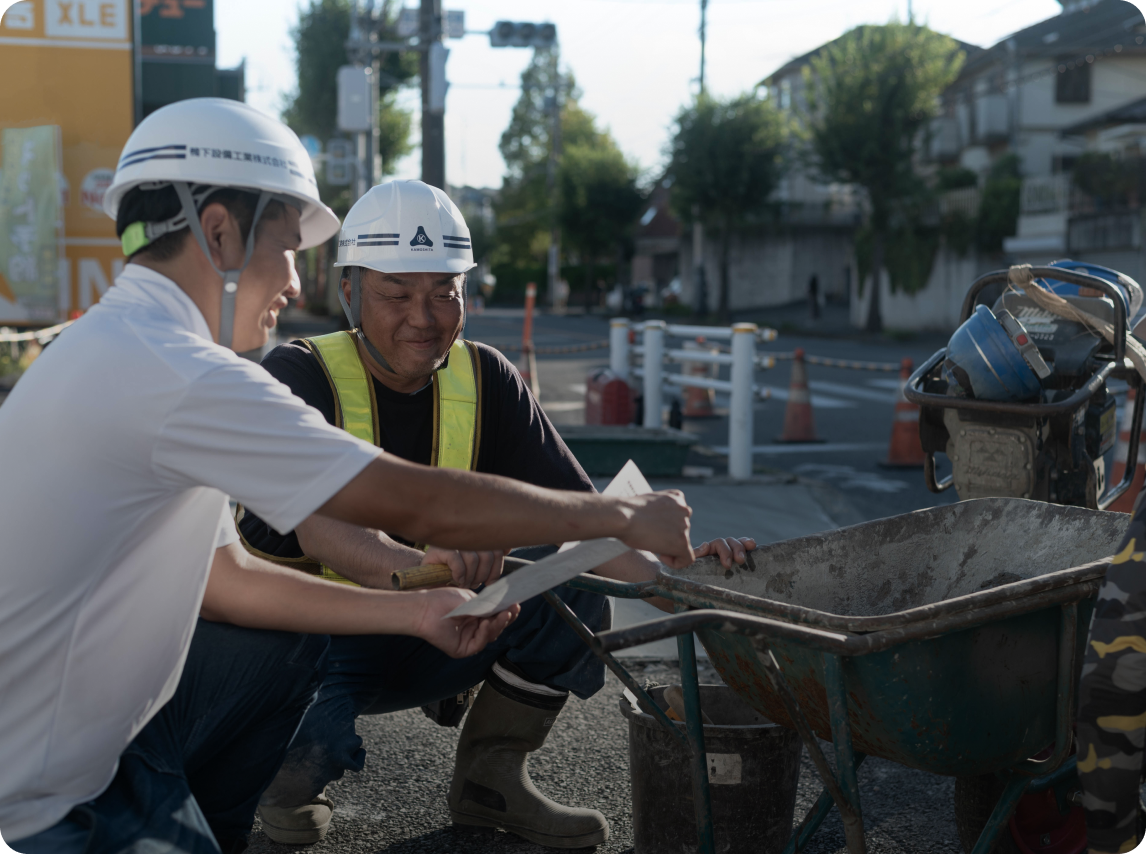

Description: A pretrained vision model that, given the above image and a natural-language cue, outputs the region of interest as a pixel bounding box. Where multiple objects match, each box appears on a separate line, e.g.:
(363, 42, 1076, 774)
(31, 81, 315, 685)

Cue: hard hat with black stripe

(103, 97, 340, 349)
(333, 180, 475, 371)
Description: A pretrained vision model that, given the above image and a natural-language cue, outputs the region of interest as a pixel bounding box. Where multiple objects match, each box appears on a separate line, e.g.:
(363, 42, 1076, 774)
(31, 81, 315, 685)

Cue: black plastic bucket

(619, 684, 803, 854)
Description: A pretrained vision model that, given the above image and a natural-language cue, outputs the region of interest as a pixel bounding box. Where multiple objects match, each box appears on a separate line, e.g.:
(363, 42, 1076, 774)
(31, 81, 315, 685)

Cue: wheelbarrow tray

(654, 498, 1126, 778)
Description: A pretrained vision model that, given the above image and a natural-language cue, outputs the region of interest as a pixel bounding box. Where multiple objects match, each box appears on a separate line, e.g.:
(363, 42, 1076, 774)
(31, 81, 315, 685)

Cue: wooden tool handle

(391, 556, 535, 591)
(391, 564, 453, 590)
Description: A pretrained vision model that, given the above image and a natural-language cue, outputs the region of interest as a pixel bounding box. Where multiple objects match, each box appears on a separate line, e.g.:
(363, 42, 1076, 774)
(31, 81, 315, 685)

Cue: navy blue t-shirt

(238, 339, 593, 557)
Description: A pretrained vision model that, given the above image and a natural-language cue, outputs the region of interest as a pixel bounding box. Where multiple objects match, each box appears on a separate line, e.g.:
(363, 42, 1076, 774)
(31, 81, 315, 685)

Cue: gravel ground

(246, 661, 960, 854)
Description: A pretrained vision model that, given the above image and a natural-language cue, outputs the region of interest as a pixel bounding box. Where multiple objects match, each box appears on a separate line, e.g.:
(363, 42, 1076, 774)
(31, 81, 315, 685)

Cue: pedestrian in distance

(0, 98, 696, 854)
(238, 178, 757, 848)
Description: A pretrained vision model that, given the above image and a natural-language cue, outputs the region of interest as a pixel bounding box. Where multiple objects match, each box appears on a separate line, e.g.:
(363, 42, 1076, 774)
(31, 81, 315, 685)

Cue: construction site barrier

(767, 352, 901, 372)
(496, 340, 610, 355)
(0, 321, 73, 344)
(613, 318, 771, 481)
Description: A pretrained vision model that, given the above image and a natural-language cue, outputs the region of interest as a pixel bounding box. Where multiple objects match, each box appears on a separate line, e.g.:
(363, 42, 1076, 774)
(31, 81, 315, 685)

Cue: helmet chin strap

(338, 267, 468, 376)
(173, 181, 273, 350)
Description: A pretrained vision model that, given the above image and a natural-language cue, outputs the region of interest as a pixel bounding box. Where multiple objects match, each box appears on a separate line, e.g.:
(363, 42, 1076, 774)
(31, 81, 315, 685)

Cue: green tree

(494, 49, 604, 271)
(977, 153, 1021, 253)
(558, 143, 644, 306)
(803, 23, 964, 332)
(282, 0, 417, 215)
(667, 93, 786, 321)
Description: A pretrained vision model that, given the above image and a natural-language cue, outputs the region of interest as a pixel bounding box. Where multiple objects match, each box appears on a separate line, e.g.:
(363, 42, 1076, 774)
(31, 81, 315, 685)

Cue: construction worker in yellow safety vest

(236, 180, 758, 847)
(0, 100, 701, 854)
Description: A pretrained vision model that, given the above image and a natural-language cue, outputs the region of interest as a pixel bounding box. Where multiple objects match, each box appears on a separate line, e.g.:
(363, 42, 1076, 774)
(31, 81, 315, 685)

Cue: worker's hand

(694, 537, 757, 569)
(411, 588, 520, 659)
(619, 490, 694, 569)
(423, 546, 504, 590)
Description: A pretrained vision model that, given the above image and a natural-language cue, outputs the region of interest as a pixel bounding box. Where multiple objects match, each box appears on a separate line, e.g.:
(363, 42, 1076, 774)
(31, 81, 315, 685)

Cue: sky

(217, 0, 1090, 191)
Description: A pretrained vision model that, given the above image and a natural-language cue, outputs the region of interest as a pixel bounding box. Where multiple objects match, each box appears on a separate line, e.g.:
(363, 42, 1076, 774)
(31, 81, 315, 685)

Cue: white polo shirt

(0, 265, 380, 841)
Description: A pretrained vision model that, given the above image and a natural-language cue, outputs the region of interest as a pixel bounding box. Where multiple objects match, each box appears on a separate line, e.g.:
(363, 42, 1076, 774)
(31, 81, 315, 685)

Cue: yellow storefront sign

(0, 0, 133, 323)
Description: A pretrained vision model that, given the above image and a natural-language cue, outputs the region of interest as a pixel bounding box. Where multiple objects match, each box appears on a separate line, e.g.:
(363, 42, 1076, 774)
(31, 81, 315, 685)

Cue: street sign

(396, 7, 417, 38)
(428, 43, 449, 113)
(396, 7, 463, 39)
(444, 9, 464, 39)
(325, 139, 355, 186)
(299, 134, 322, 160)
(0, 0, 133, 322)
(337, 65, 373, 133)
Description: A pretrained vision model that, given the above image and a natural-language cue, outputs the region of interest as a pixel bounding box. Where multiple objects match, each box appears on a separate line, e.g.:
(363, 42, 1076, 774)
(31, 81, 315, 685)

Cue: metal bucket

(620, 684, 802, 854)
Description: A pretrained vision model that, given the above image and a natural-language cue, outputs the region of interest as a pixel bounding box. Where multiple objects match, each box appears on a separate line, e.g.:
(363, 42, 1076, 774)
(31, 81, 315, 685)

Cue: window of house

(1056, 58, 1091, 104)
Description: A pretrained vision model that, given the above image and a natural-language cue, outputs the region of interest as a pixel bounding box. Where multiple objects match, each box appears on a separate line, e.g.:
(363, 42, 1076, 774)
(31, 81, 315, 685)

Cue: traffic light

(489, 21, 557, 49)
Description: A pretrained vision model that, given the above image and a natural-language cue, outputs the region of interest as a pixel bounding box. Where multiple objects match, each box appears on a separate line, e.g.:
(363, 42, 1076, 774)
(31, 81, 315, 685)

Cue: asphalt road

(463, 308, 959, 524)
(247, 662, 962, 854)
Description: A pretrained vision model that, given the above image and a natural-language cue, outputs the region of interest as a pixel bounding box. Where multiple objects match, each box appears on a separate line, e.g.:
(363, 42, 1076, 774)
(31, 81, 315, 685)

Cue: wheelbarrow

(545, 497, 1127, 854)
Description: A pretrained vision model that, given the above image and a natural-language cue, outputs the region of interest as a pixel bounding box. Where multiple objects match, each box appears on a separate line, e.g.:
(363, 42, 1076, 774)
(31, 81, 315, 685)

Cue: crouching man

(239, 180, 755, 848)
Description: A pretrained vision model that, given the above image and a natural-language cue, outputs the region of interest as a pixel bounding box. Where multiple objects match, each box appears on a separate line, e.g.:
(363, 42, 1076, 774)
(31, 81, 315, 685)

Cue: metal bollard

(729, 323, 758, 480)
(610, 317, 630, 382)
(643, 320, 666, 429)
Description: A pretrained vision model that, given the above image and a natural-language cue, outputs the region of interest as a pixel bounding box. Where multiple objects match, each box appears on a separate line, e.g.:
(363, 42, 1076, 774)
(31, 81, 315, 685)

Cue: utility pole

(693, 0, 708, 318)
(699, 0, 708, 94)
(421, 0, 446, 189)
(545, 55, 562, 309)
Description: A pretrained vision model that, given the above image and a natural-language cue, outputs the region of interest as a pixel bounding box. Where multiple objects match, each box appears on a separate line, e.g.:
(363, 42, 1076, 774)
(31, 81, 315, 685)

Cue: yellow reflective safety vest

(238, 331, 482, 586)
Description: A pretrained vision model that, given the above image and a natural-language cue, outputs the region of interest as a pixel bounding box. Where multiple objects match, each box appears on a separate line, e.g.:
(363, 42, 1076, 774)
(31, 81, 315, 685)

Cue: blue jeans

(9, 620, 329, 854)
(260, 583, 608, 807)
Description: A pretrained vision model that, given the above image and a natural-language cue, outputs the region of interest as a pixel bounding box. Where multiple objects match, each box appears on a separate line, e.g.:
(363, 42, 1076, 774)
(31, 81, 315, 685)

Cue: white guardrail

(608, 318, 779, 481)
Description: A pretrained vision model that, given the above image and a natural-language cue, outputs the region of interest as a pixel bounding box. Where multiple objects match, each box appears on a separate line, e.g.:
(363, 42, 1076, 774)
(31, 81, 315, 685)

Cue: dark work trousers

(9, 620, 329, 854)
(260, 583, 609, 808)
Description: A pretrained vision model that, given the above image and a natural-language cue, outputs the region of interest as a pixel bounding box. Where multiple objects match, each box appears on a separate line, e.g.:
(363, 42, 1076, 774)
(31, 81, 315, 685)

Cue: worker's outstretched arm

(294, 514, 504, 590)
(201, 542, 518, 659)
(318, 453, 695, 568)
(1078, 508, 1146, 854)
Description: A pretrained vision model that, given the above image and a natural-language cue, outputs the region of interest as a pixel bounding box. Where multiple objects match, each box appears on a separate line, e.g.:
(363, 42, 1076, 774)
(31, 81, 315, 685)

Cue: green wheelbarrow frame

(546, 553, 1105, 854)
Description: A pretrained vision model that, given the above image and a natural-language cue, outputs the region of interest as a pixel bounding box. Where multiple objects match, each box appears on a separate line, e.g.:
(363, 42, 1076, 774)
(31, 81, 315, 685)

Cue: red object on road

(682, 337, 716, 418)
(882, 358, 926, 468)
(519, 282, 540, 399)
(777, 348, 820, 443)
(1108, 388, 1145, 513)
(585, 369, 634, 425)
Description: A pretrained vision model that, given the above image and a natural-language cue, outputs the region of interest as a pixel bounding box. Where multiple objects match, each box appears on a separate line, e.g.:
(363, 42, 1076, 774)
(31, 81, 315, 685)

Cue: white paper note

(444, 537, 631, 619)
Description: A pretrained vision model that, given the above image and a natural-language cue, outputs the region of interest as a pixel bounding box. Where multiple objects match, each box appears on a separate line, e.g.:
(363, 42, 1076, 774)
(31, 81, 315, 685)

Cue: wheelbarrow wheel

(954, 775, 1021, 854)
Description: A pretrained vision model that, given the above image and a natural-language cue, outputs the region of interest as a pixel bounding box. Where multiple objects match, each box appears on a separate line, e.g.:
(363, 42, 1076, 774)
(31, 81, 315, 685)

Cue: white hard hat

(334, 180, 475, 275)
(334, 180, 474, 374)
(103, 98, 340, 349)
(104, 98, 339, 250)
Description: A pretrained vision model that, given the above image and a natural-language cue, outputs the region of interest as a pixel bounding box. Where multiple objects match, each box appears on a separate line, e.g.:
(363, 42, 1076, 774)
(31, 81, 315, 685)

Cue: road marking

(866, 378, 904, 390)
(757, 386, 855, 409)
(809, 380, 898, 404)
(793, 463, 910, 494)
(542, 401, 585, 412)
(711, 442, 887, 456)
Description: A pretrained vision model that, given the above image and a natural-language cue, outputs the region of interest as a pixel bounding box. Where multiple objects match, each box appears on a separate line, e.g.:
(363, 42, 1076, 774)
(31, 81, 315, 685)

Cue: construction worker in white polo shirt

(0, 98, 694, 854)
(237, 180, 758, 848)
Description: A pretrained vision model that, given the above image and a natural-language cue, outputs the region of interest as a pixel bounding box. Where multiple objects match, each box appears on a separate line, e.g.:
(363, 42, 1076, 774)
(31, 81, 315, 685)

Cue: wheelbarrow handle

(592, 609, 851, 655)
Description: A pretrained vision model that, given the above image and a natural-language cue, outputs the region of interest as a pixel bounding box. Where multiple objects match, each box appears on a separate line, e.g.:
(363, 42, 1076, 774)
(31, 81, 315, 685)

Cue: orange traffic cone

(1108, 389, 1146, 513)
(881, 358, 926, 468)
(682, 337, 716, 417)
(777, 348, 821, 443)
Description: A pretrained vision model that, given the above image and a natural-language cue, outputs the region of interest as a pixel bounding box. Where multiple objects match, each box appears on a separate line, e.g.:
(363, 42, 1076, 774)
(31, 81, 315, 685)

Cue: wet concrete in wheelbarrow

(247, 661, 961, 854)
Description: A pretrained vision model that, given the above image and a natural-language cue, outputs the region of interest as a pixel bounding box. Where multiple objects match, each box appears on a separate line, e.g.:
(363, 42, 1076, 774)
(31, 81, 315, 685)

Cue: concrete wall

(679, 226, 855, 312)
(850, 245, 999, 332)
